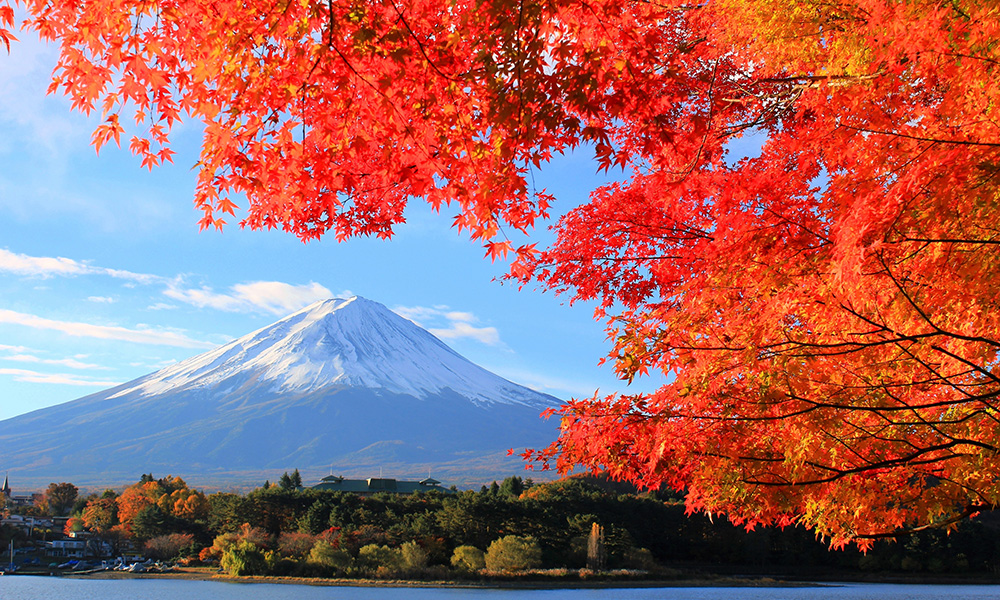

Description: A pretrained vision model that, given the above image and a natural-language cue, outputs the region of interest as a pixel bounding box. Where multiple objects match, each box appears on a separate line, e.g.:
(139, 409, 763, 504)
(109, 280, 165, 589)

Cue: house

(47, 533, 113, 559)
(1, 514, 54, 535)
(311, 475, 455, 495)
(46, 539, 86, 559)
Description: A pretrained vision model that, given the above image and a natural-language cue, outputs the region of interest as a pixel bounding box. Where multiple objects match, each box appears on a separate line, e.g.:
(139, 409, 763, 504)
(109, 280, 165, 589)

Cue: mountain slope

(0, 297, 560, 488)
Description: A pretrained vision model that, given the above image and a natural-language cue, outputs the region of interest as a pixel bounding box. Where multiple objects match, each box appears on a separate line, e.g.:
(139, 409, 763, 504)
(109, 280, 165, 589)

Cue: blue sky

(0, 27, 666, 421)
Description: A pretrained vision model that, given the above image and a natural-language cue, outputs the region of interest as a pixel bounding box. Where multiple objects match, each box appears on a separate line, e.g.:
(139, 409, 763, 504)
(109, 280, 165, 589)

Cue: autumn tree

(63, 516, 84, 536)
(7, 0, 1000, 546)
(516, 1, 1000, 549)
(82, 497, 118, 533)
(115, 474, 205, 537)
(586, 522, 606, 571)
(42, 482, 78, 517)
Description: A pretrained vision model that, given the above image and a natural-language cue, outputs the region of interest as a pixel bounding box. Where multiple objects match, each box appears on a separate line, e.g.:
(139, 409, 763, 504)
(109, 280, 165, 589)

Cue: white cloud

(164, 280, 336, 315)
(163, 286, 245, 312)
(490, 367, 598, 400)
(0, 367, 121, 387)
(0, 249, 84, 277)
(0, 308, 216, 349)
(393, 306, 442, 323)
(0, 248, 162, 284)
(147, 302, 178, 310)
(393, 305, 502, 346)
(0, 249, 340, 317)
(429, 322, 501, 345)
(444, 311, 476, 322)
(2, 353, 109, 370)
(231, 281, 334, 314)
(0, 343, 31, 353)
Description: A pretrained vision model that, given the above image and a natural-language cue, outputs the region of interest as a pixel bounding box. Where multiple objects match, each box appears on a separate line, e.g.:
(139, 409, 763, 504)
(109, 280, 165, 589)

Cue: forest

(6, 473, 1000, 579)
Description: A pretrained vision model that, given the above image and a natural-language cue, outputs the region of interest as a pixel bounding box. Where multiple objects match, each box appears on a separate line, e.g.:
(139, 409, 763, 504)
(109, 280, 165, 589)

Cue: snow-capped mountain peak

(111, 296, 554, 408)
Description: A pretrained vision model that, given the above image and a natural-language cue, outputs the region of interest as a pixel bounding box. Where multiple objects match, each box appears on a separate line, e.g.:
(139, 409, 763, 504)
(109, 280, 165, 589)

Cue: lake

(0, 577, 997, 600)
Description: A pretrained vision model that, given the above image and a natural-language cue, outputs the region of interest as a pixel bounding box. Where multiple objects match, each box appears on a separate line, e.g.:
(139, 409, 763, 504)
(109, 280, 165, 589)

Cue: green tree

(498, 477, 524, 498)
(484, 535, 543, 572)
(297, 500, 331, 534)
(307, 539, 352, 573)
(357, 543, 404, 575)
(131, 505, 172, 542)
(400, 540, 428, 572)
(450, 545, 486, 572)
(220, 539, 267, 576)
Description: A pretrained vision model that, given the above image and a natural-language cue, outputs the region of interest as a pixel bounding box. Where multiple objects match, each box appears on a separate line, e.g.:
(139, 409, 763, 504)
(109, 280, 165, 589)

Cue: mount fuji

(0, 297, 561, 489)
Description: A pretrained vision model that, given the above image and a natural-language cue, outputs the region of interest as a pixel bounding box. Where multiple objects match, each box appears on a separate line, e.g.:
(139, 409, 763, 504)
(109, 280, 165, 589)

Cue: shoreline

(44, 566, 1000, 589)
(56, 567, 820, 589)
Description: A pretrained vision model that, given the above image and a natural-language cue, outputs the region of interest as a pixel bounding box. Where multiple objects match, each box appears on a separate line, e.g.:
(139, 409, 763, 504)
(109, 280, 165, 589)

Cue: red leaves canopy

(8, 0, 1000, 546)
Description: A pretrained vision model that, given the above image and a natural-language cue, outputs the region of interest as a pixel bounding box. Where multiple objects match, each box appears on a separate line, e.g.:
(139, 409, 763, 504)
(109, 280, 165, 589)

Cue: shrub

(264, 549, 298, 576)
(220, 540, 267, 576)
(278, 532, 316, 558)
(307, 540, 353, 574)
(901, 556, 922, 572)
(145, 532, 196, 560)
(450, 545, 486, 571)
(198, 546, 220, 563)
(484, 536, 543, 572)
(621, 547, 657, 571)
(358, 543, 404, 576)
(212, 523, 272, 558)
(400, 540, 429, 572)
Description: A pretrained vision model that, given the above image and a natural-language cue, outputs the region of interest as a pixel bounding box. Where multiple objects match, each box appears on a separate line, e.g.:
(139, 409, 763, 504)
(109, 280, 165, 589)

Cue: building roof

(312, 475, 454, 494)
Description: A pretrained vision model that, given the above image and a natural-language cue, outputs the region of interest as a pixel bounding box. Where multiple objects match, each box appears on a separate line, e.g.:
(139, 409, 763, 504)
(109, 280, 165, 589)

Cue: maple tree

(5, 0, 1000, 546)
(82, 497, 119, 533)
(113, 475, 206, 536)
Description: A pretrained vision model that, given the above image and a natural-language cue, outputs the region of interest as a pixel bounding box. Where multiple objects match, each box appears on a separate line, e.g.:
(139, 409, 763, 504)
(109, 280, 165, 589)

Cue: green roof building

(311, 475, 455, 495)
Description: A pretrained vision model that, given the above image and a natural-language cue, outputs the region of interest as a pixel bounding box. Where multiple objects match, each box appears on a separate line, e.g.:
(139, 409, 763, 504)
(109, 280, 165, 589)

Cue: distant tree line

(7, 473, 1000, 578)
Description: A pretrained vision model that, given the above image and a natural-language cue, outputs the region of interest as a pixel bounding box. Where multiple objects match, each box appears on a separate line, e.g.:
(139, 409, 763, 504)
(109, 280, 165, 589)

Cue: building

(0, 514, 54, 535)
(1, 474, 38, 507)
(46, 539, 87, 559)
(311, 475, 455, 495)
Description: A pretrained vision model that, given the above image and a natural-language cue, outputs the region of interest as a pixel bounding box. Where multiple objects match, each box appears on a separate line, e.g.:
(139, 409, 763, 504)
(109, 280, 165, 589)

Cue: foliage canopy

(5, 0, 1000, 546)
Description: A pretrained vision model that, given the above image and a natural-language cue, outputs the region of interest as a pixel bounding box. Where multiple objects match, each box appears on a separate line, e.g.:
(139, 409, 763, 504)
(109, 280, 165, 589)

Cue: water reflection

(0, 577, 998, 600)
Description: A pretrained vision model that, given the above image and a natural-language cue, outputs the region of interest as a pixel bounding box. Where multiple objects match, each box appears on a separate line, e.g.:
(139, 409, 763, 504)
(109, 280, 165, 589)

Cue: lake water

(0, 578, 997, 600)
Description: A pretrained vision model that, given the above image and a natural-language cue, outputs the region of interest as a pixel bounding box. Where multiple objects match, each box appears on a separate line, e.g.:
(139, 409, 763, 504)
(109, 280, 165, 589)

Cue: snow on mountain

(112, 296, 553, 408)
(0, 296, 561, 488)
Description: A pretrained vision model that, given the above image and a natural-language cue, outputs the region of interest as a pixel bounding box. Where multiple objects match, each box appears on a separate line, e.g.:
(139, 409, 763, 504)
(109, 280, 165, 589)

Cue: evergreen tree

(499, 476, 524, 498)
